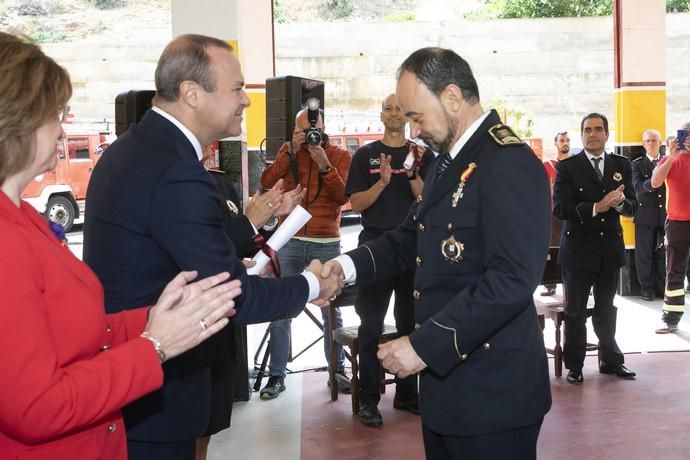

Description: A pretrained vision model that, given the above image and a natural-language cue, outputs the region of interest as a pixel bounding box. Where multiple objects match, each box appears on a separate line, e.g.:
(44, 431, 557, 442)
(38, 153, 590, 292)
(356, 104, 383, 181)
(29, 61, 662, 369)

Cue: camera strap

(289, 152, 300, 186)
(308, 174, 323, 205)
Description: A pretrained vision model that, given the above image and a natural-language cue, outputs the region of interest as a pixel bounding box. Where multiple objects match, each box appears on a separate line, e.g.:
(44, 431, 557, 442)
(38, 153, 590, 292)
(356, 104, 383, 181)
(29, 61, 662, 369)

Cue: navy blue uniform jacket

(347, 110, 552, 436)
(631, 156, 666, 227)
(553, 151, 637, 272)
(83, 110, 308, 442)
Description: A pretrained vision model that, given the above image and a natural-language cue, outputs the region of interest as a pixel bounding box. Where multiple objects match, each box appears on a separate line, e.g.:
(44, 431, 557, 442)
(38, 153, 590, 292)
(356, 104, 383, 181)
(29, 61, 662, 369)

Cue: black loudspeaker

(114, 90, 155, 136)
(265, 75, 324, 161)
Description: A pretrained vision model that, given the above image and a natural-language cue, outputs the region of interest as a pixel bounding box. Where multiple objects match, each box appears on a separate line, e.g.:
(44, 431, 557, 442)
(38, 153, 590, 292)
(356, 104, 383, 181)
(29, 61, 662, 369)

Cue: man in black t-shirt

(345, 93, 433, 427)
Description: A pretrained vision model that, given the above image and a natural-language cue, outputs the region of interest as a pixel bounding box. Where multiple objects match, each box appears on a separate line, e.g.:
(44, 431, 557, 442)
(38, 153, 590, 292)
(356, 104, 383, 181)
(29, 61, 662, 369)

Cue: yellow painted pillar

(170, 0, 275, 204)
(613, 0, 665, 293)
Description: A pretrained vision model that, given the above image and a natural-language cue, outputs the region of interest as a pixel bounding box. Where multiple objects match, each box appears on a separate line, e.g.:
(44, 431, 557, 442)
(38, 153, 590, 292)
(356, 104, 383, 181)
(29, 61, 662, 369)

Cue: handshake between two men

(307, 259, 428, 379)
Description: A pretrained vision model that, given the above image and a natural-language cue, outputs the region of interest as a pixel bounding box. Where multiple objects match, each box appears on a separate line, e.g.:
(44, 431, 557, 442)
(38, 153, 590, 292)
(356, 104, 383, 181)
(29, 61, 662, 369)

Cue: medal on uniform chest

(443, 162, 476, 262)
(441, 235, 464, 263)
(451, 162, 478, 208)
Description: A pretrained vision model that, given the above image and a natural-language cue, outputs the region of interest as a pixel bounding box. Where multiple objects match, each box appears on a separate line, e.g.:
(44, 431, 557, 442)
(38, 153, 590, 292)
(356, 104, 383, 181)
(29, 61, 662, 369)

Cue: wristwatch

(407, 169, 418, 180)
(319, 165, 333, 175)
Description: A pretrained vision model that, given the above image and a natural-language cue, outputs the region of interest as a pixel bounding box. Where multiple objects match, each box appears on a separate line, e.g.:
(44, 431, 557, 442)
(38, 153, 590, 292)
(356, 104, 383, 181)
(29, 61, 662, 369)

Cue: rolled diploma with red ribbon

(246, 205, 312, 275)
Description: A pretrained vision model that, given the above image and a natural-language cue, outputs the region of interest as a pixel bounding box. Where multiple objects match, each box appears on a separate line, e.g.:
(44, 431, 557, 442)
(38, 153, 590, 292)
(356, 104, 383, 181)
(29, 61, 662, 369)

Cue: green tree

(481, 0, 612, 18)
(481, 0, 689, 18)
(273, 0, 287, 23)
(90, 0, 127, 9)
(489, 97, 534, 138)
(321, 0, 353, 20)
(667, 0, 690, 12)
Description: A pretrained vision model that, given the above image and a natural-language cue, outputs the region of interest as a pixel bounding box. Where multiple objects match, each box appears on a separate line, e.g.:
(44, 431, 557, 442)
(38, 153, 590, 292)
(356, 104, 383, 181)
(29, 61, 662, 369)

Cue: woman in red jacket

(0, 32, 242, 459)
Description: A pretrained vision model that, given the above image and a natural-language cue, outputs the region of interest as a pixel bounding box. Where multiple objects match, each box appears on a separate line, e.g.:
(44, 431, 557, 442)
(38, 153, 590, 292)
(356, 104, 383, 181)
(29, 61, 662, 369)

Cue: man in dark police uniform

(631, 129, 666, 302)
(553, 113, 637, 386)
(323, 47, 552, 459)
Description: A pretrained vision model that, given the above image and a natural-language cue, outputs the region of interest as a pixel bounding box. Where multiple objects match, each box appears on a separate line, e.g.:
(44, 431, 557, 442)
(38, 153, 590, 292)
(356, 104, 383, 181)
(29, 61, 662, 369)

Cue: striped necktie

(592, 157, 603, 182)
(436, 153, 452, 178)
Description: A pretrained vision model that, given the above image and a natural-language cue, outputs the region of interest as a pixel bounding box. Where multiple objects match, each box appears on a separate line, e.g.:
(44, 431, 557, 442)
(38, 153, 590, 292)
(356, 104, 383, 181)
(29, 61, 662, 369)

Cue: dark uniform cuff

(409, 319, 466, 377)
(347, 244, 377, 284)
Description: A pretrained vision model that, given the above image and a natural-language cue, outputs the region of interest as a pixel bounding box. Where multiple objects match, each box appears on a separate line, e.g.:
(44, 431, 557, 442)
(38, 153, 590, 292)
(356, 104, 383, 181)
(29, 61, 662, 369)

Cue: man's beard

(421, 110, 457, 154)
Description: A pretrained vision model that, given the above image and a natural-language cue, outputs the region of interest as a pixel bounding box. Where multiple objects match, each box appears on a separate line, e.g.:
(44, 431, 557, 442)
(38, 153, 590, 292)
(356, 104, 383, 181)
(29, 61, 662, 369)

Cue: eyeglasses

(58, 105, 70, 123)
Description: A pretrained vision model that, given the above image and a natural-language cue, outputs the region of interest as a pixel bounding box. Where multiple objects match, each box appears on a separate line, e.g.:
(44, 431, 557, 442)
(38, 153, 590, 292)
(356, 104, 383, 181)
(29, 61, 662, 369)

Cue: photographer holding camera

(259, 102, 352, 399)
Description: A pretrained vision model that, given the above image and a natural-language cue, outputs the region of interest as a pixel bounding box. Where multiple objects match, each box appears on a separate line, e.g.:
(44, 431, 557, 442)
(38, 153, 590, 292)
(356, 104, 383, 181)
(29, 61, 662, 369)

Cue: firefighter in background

(652, 125, 690, 334)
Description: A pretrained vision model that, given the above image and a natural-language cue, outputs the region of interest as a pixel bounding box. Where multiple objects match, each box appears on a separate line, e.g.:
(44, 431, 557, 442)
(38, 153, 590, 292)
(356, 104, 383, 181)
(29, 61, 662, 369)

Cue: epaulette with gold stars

(488, 124, 524, 146)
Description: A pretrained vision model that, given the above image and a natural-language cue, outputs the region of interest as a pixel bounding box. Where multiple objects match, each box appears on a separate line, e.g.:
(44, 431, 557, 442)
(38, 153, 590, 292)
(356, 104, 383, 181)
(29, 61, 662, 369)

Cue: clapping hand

(595, 185, 625, 213)
(276, 184, 306, 216)
(145, 271, 242, 361)
(246, 186, 284, 228)
(604, 185, 625, 209)
(379, 153, 392, 185)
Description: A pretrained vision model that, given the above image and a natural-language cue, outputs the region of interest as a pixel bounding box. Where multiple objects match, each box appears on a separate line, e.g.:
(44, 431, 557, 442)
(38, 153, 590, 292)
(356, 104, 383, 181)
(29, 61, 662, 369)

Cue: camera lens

(305, 128, 323, 146)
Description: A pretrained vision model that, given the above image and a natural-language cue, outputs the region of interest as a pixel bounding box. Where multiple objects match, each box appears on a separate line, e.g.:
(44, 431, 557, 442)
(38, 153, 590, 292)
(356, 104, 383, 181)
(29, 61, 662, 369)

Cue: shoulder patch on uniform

(488, 124, 524, 146)
(207, 168, 226, 174)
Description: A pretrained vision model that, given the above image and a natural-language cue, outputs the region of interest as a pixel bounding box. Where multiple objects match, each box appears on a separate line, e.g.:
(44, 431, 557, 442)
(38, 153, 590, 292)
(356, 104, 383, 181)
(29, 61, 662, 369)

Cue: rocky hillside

(1, 0, 481, 44)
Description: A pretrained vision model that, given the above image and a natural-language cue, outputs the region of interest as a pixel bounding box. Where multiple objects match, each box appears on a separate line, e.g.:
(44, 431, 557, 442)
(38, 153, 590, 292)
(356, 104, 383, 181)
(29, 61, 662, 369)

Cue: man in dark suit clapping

(84, 34, 342, 460)
(553, 113, 638, 385)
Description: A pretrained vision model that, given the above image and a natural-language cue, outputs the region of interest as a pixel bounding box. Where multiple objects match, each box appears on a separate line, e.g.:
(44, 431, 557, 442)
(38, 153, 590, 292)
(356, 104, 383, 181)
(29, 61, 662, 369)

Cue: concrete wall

(46, 14, 690, 157)
(275, 14, 690, 155)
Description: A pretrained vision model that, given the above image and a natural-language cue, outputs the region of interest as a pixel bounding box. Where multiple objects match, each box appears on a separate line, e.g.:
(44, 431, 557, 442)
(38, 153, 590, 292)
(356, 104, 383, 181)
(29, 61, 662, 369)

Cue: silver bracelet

(140, 331, 167, 363)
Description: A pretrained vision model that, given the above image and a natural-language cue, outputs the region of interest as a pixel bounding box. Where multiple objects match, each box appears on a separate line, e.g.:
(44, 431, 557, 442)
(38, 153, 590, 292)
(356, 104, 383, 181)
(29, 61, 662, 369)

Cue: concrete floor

(65, 224, 690, 459)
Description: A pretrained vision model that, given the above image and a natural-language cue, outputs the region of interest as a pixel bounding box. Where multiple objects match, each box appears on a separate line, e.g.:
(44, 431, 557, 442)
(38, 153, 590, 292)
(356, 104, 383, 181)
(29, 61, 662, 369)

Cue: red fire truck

(21, 133, 110, 232)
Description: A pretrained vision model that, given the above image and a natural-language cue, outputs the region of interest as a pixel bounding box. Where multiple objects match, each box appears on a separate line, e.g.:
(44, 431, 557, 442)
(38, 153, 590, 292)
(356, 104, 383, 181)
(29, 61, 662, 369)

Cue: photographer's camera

(303, 98, 324, 147)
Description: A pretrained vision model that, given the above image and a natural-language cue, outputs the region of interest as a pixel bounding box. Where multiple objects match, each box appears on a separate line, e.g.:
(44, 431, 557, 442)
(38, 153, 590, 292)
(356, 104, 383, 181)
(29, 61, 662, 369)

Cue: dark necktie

(592, 157, 603, 182)
(436, 153, 452, 178)
(652, 158, 659, 168)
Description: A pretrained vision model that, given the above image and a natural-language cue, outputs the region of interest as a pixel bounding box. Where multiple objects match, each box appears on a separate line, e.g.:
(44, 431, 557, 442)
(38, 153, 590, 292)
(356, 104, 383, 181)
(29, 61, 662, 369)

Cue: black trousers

(634, 223, 666, 295)
(662, 220, 690, 324)
(422, 420, 543, 460)
(355, 228, 417, 406)
(127, 439, 195, 460)
(562, 267, 623, 371)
